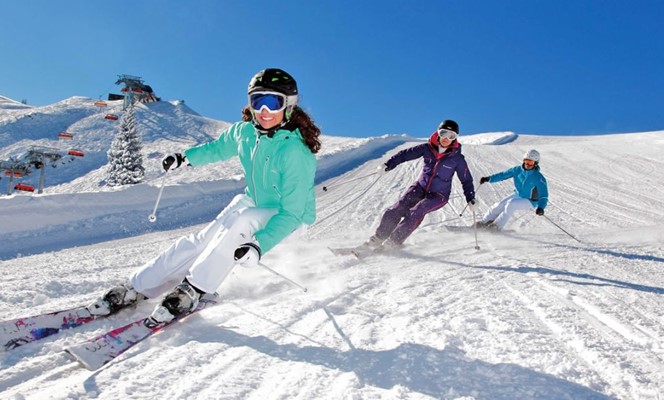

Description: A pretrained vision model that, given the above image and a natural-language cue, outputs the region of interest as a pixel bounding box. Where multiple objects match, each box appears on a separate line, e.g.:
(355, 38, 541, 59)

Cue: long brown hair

(242, 106, 322, 154)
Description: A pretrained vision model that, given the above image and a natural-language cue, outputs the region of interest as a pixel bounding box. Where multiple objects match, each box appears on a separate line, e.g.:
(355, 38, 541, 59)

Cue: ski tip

(64, 348, 104, 371)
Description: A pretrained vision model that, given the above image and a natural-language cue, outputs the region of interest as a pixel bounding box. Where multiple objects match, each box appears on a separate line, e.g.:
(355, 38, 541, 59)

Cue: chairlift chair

(14, 183, 35, 192)
(68, 149, 85, 157)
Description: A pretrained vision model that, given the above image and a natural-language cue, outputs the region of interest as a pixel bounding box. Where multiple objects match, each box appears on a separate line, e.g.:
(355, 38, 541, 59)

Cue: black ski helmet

(438, 119, 459, 134)
(248, 68, 298, 97)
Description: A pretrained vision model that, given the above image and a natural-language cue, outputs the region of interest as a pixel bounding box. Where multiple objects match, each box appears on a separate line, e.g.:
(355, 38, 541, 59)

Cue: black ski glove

(536, 207, 544, 216)
(234, 242, 261, 267)
(162, 153, 186, 171)
(384, 160, 398, 172)
(480, 177, 490, 184)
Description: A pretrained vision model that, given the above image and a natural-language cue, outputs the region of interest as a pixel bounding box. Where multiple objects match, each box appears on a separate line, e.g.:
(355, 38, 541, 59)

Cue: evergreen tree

(106, 104, 145, 186)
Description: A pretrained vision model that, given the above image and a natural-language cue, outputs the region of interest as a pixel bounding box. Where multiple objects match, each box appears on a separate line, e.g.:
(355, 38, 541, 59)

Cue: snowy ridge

(0, 95, 32, 111)
(1, 94, 664, 399)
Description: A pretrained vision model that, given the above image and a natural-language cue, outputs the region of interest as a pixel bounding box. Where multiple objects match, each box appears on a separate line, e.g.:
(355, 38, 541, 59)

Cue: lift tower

(25, 146, 63, 193)
(0, 158, 30, 195)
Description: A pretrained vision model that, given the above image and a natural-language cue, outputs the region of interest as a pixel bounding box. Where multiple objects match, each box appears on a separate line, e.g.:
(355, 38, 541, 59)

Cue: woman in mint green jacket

(87, 69, 321, 325)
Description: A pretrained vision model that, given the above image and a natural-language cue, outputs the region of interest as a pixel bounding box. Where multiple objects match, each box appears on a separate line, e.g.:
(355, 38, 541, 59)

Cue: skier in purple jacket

(367, 120, 477, 248)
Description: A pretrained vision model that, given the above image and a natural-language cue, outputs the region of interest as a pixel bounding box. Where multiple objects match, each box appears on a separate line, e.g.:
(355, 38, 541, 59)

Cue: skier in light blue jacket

(87, 68, 322, 325)
(478, 149, 548, 230)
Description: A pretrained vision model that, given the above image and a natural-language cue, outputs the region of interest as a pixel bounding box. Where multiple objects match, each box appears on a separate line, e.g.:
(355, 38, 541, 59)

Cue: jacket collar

(256, 124, 302, 141)
(428, 131, 460, 159)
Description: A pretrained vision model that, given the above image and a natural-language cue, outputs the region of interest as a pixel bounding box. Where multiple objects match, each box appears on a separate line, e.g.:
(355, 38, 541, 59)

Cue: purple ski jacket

(385, 133, 475, 202)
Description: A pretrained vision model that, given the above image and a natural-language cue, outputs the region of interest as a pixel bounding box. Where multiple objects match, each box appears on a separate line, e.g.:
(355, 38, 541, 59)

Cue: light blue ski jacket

(487, 164, 548, 209)
(184, 121, 316, 253)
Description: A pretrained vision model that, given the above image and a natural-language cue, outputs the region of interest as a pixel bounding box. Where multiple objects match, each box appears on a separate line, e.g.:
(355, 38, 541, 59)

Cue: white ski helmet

(523, 149, 540, 163)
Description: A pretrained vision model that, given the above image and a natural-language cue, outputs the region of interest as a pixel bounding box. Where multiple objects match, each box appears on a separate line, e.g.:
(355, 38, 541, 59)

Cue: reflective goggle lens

(523, 159, 536, 166)
(438, 128, 457, 141)
(250, 92, 286, 113)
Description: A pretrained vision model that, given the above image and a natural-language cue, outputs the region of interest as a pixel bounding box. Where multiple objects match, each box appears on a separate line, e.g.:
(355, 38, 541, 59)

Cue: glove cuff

(175, 153, 187, 168)
(246, 242, 262, 258)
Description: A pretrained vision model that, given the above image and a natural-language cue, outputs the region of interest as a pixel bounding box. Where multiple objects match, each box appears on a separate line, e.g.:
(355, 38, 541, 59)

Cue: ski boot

(363, 235, 384, 249)
(475, 220, 498, 231)
(146, 280, 203, 327)
(87, 283, 145, 317)
(375, 237, 404, 253)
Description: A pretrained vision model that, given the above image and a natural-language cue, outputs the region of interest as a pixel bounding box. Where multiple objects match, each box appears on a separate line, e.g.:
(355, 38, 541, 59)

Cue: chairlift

(105, 114, 119, 120)
(68, 149, 85, 157)
(94, 101, 108, 107)
(58, 132, 74, 140)
(131, 88, 144, 93)
(4, 170, 23, 178)
(14, 183, 35, 192)
(121, 88, 129, 93)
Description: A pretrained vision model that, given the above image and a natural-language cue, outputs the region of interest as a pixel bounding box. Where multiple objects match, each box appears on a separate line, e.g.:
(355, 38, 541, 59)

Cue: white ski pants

(130, 194, 300, 298)
(481, 193, 535, 230)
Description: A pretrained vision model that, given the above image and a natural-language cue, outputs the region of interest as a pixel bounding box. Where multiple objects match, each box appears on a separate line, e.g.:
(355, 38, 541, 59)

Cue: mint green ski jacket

(184, 121, 317, 253)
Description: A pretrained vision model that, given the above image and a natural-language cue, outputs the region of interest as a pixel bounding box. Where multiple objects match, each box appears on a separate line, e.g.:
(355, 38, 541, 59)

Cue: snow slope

(1, 95, 663, 399)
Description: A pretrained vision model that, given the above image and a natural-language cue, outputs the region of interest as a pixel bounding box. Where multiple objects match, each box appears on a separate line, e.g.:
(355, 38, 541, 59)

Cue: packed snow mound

(0, 95, 233, 190)
(460, 131, 518, 145)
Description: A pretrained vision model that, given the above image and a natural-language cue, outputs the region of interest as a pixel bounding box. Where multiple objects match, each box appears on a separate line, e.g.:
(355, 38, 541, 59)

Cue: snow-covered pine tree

(106, 104, 145, 186)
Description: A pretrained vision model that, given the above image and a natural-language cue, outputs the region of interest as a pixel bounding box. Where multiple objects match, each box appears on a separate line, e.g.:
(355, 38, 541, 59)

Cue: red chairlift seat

(68, 150, 85, 157)
(4, 170, 23, 177)
(94, 101, 108, 107)
(14, 183, 35, 192)
(131, 88, 144, 93)
(58, 132, 74, 139)
(105, 114, 119, 120)
(121, 88, 129, 92)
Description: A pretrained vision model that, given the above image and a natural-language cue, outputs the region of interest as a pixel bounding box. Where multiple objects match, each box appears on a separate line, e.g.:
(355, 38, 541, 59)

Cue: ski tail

(64, 293, 219, 370)
(1, 307, 95, 351)
(328, 245, 370, 258)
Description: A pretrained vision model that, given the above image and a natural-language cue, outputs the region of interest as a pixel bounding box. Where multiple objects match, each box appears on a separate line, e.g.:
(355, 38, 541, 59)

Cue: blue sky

(2, 1, 663, 138)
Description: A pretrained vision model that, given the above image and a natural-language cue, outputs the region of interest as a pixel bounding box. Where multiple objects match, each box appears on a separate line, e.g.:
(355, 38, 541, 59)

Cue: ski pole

(459, 202, 470, 217)
(322, 171, 379, 192)
(459, 183, 484, 217)
(543, 215, 582, 243)
(148, 172, 168, 222)
(258, 262, 308, 292)
(472, 210, 480, 250)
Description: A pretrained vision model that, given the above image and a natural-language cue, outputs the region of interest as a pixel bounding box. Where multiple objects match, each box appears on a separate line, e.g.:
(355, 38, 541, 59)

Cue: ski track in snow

(1, 97, 664, 399)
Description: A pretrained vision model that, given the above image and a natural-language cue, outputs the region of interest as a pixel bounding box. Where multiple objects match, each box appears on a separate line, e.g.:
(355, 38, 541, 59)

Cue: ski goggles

(437, 128, 458, 141)
(249, 91, 288, 113)
(523, 159, 537, 167)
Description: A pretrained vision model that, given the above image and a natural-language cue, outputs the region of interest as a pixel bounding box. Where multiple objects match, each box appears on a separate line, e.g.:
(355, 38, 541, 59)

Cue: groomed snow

(1, 96, 663, 399)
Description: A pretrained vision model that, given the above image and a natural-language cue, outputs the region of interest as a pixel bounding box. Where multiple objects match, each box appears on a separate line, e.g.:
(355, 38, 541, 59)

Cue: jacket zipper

(250, 136, 261, 204)
(425, 159, 442, 192)
(263, 155, 270, 188)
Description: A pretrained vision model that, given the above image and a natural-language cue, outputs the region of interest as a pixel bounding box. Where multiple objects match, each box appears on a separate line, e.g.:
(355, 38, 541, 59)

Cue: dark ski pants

(375, 183, 448, 245)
